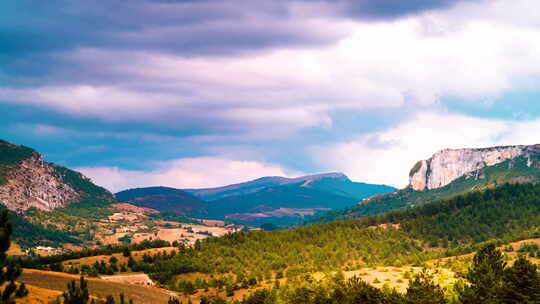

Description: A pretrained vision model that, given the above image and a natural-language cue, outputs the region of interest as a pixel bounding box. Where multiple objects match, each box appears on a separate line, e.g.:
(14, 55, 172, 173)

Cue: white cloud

(76, 157, 302, 193)
(311, 111, 540, 188)
(4, 0, 540, 139)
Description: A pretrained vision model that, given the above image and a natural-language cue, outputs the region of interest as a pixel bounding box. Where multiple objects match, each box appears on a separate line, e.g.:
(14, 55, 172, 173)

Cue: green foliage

(0, 209, 28, 303)
(403, 271, 446, 304)
(62, 276, 90, 304)
(349, 183, 540, 251)
(138, 182, 540, 294)
(500, 255, 540, 303)
(168, 298, 182, 304)
(20, 239, 170, 270)
(141, 220, 431, 287)
(456, 244, 540, 304)
(52, 165, 114, 204)
(8, 209, 80, 248)
(0, 140, 35, 186)
(59, 198, 115, 221)
(164, 245, 540, 304)
(312, 156, 540, 224)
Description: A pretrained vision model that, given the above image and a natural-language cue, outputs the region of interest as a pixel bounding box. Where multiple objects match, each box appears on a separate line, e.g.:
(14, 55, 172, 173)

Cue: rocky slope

(0, 139, 114, 212)
(409, 144, 540, 191)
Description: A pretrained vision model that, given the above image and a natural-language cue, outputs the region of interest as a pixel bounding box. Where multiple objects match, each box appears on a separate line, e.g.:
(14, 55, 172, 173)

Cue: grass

(62, 247, 177, 267)
(18, 269, 174, 303)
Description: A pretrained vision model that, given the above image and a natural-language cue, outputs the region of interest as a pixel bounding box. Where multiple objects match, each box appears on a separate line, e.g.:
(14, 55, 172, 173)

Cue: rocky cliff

(0, 140, 114, 212)
(409, 144, 540, 191)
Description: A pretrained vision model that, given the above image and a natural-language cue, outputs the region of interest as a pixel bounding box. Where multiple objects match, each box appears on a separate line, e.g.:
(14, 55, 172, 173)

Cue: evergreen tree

(0, 209, 28, 304)
(500, 255, 540, 303)
(343, 277, 386, 304)
(62, 276, 90, 304)
(242, 289, 276, 304)
(403, 271, 446, 304)
(457, 244, 506, 304)
(167, 297, 181, 304)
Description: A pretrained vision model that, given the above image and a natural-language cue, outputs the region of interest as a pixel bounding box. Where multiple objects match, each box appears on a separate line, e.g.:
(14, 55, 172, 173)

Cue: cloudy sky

(3, 0, 540, 192)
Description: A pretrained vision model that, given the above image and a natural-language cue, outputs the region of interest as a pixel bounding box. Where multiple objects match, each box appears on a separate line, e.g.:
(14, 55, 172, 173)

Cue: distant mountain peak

(185, 172, 350, 199)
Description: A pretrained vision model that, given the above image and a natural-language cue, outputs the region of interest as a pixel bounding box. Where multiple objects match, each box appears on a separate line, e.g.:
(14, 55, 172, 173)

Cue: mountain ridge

(184, 172, 351, 201)
(116, 173, 396, 225)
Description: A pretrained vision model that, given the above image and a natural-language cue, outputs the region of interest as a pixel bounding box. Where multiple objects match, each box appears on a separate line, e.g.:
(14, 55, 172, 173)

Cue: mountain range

(116, 172, 396, 225)
(4, 138, 540, 245)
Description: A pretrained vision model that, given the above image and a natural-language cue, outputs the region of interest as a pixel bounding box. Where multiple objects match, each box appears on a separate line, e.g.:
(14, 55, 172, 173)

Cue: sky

(3, 0, 540, 192)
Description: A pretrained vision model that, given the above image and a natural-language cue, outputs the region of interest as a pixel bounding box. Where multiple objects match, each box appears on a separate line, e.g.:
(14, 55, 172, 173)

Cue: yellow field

(18, 269, 175, 303)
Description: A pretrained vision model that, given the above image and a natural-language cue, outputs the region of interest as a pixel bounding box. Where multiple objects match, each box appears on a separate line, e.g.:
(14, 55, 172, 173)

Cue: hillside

(184, 172, 387, 201)
(136, 182, 540, 287)
(116, 174, 396, 225)
(0, 140, 230, 251)
(0, 139, 115, 212)
(115, 187, 208, 215)
(21, 182, 540, 303)
(311, 146, 540, 223)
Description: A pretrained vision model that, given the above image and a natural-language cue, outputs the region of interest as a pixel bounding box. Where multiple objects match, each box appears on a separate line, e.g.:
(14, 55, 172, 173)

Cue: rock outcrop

(0, 154, 81, 212)
(0, 139, 114, 212)
(409, 144, 540, 191)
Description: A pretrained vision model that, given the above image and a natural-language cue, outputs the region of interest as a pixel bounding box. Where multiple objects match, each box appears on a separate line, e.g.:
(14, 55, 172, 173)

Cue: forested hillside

(312, 155, 540, 223)
(125, 183, 540, 289)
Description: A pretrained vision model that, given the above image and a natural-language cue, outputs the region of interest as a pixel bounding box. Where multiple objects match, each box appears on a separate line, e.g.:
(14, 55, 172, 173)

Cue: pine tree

(167, 297, 181, 304)
(456, 244, 505, 304)
(404, 270, 446, 304)
(0, 209, 28, 304)
(500, 255, 540, 303)
(62, 276, 90, 304)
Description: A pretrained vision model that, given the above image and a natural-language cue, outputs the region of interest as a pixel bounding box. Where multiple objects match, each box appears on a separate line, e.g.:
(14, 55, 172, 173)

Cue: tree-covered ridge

(311, 155, 540, 224)
(142, 222, 431, 287)
(52, 164, 115, 206)
(371, 183, 540, 250)
(133, 182, 540, 288)
(0, 139, 36, 186)
(9, 209, 81, 248)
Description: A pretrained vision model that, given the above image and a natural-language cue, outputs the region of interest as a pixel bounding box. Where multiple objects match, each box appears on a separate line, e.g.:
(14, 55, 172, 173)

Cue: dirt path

(101, 273, 154, 286)
(18, 269, 175, 304)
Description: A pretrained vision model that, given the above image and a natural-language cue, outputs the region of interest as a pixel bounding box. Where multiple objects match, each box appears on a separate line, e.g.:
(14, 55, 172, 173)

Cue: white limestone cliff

(409, 144, 540, 191)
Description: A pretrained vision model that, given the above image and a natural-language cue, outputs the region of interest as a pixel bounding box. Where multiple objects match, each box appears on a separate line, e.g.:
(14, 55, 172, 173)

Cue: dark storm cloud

(0, 0, 330, 77)
(0, 0, 472, 78)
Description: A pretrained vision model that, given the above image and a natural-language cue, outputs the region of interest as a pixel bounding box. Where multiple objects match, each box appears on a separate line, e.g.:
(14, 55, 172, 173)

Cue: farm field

(18, 269, 175, 303)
